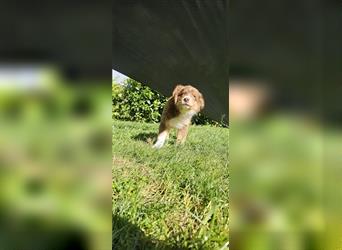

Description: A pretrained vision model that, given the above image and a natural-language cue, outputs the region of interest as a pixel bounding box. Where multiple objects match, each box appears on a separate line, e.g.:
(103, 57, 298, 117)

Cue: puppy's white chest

(168, 112, 195, 129)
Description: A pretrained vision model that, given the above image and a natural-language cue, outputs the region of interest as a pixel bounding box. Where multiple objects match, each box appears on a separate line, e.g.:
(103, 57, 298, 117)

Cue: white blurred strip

(0, 64, 57, 91)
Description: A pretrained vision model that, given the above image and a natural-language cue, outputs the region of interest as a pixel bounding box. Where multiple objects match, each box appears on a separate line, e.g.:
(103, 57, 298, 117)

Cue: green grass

(112, 120, 229, 250)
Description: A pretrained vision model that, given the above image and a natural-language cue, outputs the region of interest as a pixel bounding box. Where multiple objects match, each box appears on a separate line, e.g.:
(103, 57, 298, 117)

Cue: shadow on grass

(131, 132, 178, 146)
(113, 215, 185, 250)
(131, 132, 157, 144)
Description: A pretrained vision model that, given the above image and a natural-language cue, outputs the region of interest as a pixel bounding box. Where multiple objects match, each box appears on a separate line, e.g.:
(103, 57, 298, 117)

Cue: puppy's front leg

(153, 129, 169, 149)
(176, 125, 189, 145)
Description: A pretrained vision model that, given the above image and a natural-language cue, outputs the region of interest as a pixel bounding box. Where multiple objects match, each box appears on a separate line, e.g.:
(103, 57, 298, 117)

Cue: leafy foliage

(112, 78, 167, 123)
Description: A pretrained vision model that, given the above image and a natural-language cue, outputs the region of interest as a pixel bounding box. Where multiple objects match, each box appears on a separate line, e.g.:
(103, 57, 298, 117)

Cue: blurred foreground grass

(0, 71, 112, 250)
(230, 113, 342, 250)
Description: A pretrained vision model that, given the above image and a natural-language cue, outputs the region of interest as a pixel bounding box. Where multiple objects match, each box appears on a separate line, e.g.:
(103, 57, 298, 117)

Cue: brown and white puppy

(153, 84, 205, 149)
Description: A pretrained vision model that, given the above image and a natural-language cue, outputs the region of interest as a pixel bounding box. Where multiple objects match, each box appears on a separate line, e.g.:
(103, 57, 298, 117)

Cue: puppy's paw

(152, 135, 167, 149)
(152, 142, 163, 149)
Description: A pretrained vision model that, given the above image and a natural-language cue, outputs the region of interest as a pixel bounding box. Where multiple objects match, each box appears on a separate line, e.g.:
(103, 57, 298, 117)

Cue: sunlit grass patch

(112, 120, 229, 249)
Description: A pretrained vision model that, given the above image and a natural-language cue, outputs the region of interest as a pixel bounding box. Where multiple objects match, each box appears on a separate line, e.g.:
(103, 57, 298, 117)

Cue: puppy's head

(172, 84, 205, 113)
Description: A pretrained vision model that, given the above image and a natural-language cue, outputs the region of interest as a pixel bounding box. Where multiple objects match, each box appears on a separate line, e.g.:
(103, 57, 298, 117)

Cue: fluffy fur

(153, 84, 205, 149)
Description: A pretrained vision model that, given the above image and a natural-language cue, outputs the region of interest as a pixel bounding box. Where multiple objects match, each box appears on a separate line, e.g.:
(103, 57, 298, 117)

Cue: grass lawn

(112, 120, 229, 250)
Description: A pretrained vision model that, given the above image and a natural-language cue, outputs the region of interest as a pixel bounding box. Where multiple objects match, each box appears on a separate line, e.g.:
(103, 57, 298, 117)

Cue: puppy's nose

(183, 97, 189, 103)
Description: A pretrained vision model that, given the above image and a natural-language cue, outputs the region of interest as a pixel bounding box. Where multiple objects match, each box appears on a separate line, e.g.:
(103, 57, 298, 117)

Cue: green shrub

(112, 78, 227, 127)
(112, 79, 167, 123)
(193, 112, 227, 127)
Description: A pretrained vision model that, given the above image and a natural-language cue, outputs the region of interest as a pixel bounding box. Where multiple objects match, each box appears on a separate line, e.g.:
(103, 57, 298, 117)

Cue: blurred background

(0, 1, 112, 250)
(229, 0, 342, 249)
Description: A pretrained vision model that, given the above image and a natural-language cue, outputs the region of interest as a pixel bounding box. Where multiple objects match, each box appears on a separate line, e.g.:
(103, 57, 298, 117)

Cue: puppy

(153, 84, 205, 149)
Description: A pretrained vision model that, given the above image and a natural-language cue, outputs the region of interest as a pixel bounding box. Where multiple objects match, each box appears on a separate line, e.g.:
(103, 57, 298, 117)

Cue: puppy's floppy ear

(198, 92, 205, 111)
(172, 84, 184, 104)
